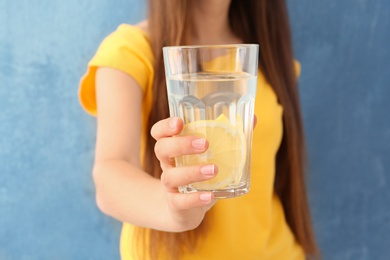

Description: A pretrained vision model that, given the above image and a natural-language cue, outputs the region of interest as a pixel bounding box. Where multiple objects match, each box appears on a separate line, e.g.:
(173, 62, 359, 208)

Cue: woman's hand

(151, 117, 217, 232)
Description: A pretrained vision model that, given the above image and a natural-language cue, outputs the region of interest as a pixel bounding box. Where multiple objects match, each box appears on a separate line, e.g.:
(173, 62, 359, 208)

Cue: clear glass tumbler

(163, 44, 259, 199)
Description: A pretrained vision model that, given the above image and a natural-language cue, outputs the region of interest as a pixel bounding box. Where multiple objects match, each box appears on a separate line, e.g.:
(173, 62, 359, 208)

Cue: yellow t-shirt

(79, 24, 304, 260)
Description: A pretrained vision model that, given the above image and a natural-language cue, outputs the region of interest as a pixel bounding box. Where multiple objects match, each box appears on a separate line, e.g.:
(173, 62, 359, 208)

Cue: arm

(92, 67, 217, 232)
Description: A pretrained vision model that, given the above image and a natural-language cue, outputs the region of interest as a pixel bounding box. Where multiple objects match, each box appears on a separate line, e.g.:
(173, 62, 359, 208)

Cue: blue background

(0, 0, 389, 259)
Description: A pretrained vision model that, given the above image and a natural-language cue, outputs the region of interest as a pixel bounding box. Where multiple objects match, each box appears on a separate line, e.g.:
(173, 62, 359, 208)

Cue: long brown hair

(136, 0, 319, 258)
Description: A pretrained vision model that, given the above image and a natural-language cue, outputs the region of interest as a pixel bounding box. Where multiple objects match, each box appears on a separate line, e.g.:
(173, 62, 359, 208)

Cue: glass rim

(163, 43, 259, 51)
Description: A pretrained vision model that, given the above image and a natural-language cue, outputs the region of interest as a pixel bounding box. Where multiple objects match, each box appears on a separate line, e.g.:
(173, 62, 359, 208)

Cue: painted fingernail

(199, 193, 212, 202)
(169, 118, 178, 129)
(200, 165, 215, 176)
(191, 138, 206, 150)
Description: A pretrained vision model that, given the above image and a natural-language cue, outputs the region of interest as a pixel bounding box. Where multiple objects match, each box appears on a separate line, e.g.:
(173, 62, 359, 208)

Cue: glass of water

(163, 44, 259, 199)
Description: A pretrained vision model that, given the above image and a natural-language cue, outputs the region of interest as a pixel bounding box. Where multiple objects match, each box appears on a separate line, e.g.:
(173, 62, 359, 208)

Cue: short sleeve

(78, 24, 154, 116)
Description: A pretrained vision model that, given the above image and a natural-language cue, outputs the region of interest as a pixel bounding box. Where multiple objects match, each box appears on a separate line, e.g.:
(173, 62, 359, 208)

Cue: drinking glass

(163, 44, 258, 198)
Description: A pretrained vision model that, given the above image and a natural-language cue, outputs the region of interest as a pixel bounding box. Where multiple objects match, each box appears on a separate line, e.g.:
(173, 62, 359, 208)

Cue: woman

(79, 0, 319, 259)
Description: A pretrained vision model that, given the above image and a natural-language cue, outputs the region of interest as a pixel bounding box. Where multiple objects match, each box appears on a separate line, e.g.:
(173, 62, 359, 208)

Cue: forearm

(91, 68, 215, 232)
(92, 159, 172, 231)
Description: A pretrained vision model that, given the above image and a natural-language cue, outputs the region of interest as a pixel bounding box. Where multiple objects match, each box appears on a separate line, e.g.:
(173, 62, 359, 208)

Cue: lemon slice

(177, 114, 246, 190)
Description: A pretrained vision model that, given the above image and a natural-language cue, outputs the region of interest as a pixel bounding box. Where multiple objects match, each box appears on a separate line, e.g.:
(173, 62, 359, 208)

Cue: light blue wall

(0, 0, 146, 259)
(288, 1, 390, 259)
(0, 0, 389, 259)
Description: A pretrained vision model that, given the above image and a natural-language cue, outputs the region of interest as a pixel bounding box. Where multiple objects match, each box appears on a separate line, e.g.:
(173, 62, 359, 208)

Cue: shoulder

(92, 21, 154, 65)
(106, 21, 150, 48)
(134, 20, 150, 38)
(79, 21, 154, 116)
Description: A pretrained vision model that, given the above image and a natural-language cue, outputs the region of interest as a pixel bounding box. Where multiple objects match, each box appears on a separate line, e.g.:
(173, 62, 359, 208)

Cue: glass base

(179, 183, 250, 199)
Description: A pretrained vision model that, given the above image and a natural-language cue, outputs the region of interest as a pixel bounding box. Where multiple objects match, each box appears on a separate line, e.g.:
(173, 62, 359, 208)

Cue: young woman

(79, 0, 319, 259)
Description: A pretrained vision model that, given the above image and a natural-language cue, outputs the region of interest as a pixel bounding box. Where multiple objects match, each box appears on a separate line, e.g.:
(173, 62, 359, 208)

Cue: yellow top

(79, 24, 304, 260)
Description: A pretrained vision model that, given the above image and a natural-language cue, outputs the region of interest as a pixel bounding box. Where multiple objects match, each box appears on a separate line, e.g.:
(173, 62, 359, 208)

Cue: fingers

(151, 117, 183, 140)
(167, 191, 216, 211)
(161, 164, 218, 190)
(154, 136, 209, 167)
(162, 164, 218, 216)
(164, 191, 217, 231)
(152, 117, 209, 168)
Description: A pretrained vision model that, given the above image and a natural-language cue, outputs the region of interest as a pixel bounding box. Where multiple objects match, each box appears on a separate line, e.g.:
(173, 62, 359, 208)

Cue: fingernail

(169, 118, 177, 129)
(191, 138, 206, 150)
(200, 165, 215, 176)
(199, 193, 212, 202)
